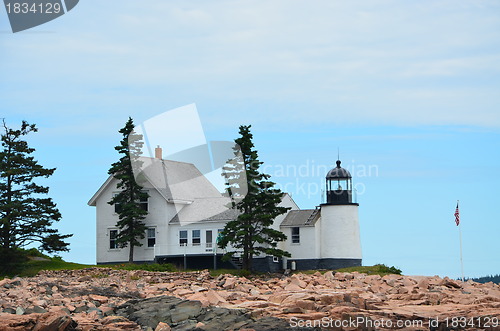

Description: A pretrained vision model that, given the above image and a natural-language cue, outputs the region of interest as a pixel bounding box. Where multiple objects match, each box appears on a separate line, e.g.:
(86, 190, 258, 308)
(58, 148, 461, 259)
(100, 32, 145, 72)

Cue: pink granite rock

(0, 311, 74, 331)
(0, 267, 498, 330)
(155, 321, 172, 331)
(206, 289, 227, 305)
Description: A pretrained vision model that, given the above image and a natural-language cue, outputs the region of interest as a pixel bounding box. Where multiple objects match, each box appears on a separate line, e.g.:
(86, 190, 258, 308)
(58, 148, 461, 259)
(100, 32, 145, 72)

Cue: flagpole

(457, 200, 465, 282)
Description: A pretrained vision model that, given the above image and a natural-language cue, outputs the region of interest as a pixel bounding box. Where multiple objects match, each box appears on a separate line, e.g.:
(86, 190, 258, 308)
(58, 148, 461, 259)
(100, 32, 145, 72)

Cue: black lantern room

(325, 160, 354, 205)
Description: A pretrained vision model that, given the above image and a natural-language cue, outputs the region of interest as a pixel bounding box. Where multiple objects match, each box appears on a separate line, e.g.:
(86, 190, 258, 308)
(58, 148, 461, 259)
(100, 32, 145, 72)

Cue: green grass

(1, 248, 402, 279)
(292, 264, 402, 277)
(4, 260, 180, 278)
(335, 264, 402, 276)
(16, 259, 94, 277)
(12, 261, 179, 278)
(0, 248, 93, 278)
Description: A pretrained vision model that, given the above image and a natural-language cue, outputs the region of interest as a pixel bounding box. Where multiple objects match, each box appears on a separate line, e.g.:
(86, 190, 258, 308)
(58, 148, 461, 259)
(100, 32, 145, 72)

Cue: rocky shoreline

(0, 268, 499, 330)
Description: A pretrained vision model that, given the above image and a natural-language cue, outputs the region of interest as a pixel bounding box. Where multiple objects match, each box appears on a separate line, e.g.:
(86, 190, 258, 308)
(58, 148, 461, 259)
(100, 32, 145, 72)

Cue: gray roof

(137, 157, 240, 225)
(136, 157, 222, 202)
(89, 157, 224, 207)
(89, 156, 305, 227)
(169, 197, 240, 225)
(280, 209, 320, 227)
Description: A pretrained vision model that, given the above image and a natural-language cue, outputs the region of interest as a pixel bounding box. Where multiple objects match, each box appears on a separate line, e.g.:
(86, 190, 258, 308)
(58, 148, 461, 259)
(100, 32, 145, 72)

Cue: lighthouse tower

(319, 159, 362, 269)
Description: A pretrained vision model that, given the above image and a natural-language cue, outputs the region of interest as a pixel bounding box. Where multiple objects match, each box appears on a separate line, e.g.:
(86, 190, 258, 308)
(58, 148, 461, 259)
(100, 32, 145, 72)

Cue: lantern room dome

(326, 160, 351, 179)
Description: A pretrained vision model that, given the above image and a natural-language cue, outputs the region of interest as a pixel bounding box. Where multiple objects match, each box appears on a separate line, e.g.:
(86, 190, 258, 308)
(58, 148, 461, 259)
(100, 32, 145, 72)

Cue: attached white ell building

(89, 149, 362, 271)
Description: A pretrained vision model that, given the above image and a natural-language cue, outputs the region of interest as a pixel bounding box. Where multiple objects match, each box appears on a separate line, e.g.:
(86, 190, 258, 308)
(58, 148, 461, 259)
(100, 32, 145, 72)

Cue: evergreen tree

(467, 274, 500, 284)
(0, 120, 72, 254)
(218, 125, 290, 271)
(108, 118, 149, 263)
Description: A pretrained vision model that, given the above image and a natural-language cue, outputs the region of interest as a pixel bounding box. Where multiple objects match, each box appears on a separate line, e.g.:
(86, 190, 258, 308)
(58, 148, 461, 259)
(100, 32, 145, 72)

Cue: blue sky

(1, 1, 499, 278)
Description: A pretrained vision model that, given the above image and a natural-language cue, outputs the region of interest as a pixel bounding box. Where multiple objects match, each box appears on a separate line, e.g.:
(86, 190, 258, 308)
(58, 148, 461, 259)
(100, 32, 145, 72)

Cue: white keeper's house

(88, 147, 362, 272)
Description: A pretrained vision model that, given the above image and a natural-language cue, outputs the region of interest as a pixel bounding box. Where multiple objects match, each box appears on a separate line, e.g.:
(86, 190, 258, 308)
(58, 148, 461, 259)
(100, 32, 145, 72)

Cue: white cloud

(1, 0, 500, 128)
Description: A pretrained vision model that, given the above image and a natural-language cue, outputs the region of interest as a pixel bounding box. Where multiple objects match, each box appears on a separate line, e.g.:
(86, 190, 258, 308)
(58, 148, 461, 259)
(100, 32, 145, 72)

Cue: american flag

(454, 203, 460, 226)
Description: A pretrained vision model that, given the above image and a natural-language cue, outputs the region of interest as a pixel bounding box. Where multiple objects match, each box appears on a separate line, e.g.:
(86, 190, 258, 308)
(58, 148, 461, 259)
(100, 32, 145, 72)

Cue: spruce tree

(218, 125, 290, 271)
(0, 120, 72, 254)
(108, 118, 149, 263)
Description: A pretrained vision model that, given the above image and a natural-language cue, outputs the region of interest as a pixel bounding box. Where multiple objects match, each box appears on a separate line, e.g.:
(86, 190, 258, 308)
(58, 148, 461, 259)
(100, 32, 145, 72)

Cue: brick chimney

(155, 145, 162, 159)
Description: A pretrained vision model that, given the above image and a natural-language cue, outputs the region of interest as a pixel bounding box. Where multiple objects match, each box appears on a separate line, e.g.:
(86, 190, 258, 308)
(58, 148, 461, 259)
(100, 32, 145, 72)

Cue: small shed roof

(280, 209, 320, 227)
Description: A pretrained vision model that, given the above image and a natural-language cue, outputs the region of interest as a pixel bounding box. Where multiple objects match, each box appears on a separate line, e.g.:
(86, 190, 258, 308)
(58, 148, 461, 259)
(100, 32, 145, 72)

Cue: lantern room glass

(327, 178, 351, 192)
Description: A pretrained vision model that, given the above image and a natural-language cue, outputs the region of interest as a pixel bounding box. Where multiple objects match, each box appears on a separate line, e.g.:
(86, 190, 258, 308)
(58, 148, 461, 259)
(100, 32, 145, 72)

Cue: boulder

(295, 299, 315, 311)
(284, 283, 303, 291)
(322, 271, 335, 281)
(89, 294, 109, 304)
(0, 311, 76, 331)
(186, 292, 210, 307)
(289, 275, 308, 289)
(155, 321, 171, 331)
(440, 278, 462, 289)
(417, 277, 430, 290)
(206, 290, 227, 306)
(100, 315, 140, 330)
(222, 277, 237, 289)
(317, 292, 344, 305)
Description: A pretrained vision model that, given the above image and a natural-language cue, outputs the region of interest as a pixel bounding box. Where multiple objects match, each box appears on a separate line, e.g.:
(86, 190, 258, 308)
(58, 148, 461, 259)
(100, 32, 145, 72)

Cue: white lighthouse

(319, 159, 362, 268)
(280, 159, 362, 270)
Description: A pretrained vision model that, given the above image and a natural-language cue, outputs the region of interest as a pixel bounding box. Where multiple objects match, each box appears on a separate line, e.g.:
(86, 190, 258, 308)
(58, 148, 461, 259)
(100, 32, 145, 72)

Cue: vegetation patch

(335, 264, 402, 276)
(0, 248, 87, 277)
(2, 249, 403, 279)
(12, 259, 93, 278)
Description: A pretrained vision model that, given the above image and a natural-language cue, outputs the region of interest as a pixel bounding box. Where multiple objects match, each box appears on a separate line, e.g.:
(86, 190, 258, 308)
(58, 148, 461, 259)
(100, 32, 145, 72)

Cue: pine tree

(108, 117, 149, 263)
(0, 120, 72, 254)
(218, 125, 290, 271)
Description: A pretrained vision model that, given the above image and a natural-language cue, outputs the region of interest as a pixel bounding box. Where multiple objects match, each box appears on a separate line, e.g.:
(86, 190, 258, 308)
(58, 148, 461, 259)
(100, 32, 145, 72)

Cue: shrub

(22, 248, 51, 259)
(0, 248, 28, 276)
(375, 264, 402, 275)
(236, 269, 251, 277)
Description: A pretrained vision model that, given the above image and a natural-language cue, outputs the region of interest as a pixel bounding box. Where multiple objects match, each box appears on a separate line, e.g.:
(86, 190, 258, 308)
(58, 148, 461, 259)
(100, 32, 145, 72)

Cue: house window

(139, 193, 148, 211)
(192, 230, 201, 246)
(179, 230, 187, 246)
(147, 228, 155, 248)
(206, 230, 213, 248)
(273, 256, 279, 263)
(112, 191, 148, 213)
(291, 227, 300, 244)
(109, 230, 118, 249)
(112, 193, 121, 214)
